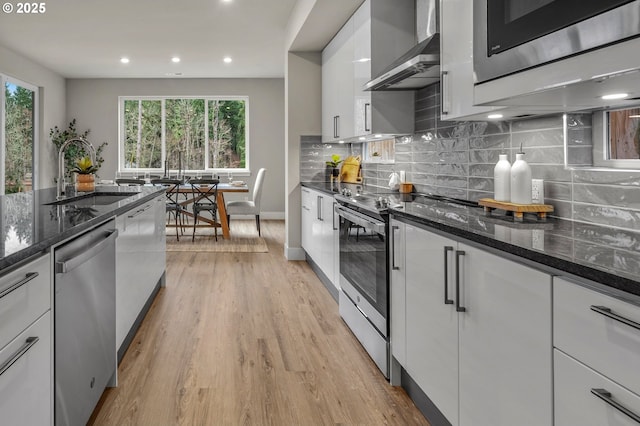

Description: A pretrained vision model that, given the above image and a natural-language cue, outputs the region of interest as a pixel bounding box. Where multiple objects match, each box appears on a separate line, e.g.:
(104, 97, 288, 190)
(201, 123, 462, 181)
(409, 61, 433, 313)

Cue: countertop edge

(0, 188, 165, 272)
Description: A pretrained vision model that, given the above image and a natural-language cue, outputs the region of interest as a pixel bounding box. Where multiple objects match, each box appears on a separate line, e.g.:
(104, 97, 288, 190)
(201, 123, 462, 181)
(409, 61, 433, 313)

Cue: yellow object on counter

(340, 155, 362, 183)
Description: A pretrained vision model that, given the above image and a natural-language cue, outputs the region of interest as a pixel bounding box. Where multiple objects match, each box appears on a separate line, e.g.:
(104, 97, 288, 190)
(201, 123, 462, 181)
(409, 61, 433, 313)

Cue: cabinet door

(389, 220, 406, 366)
(0, 311, 52, 426)
(555, 349, 640, 426)
(405, 225, 459, 426)
(458, 244, 552, 426)
(318, 194, 335, 284)
(301, 188, 313, 253)
(322, 18, 354, 142)
(440, 0, 500, 121)
(353, 0, 371, 137)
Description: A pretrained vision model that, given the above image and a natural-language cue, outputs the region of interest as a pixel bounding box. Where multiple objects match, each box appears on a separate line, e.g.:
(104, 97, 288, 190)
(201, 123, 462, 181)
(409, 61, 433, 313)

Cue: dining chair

(150, 178, 185, 240)
(189, 178, 220, 242)
(226, 168, 266, 236)
(115, 178, 146, 186)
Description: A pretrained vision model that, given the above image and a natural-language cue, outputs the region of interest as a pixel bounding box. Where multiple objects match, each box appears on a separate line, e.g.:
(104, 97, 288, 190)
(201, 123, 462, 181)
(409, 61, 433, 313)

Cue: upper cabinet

(322, 0, 414, 143)
(439, 0, 501, 121)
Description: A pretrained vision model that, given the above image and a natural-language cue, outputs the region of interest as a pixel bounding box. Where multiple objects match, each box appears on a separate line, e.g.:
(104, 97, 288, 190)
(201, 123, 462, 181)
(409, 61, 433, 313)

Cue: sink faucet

(57, 137, 96, 199)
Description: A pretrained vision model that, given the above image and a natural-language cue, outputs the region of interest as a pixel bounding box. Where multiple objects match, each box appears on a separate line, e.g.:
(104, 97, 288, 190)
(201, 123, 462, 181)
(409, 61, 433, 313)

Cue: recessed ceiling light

(487, 113, 503, 119)
(120, 57, 130, 64)
(601, 93, 628, 100)
(339, 140, 345, 144)
(222, 0, 232, 2)
(223, 56, 232, 63)
(171, 57, 181, 63)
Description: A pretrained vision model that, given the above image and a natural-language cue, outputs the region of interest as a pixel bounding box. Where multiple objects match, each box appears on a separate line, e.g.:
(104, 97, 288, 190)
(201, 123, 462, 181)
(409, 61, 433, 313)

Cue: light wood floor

(90, 220, 429, 425)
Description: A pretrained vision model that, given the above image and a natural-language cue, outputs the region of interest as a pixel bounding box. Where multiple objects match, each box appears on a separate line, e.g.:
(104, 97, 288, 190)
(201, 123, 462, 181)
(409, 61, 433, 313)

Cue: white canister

(399, 170, 406, 183)
(493, 154, 511, 202)
(511, 153, 532, 204)
(388, 172, 400, 190)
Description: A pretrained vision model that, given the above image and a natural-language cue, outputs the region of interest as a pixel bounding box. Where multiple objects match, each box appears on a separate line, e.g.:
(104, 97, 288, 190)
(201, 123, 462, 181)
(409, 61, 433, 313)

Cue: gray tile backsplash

(301, 84, 640, 232)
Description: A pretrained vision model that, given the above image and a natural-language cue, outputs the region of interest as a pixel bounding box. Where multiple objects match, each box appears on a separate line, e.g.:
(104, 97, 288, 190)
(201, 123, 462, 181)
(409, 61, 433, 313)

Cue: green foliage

(4, 83, 34, 193)
(49, 119, 108, 181)
(326, 154, 343, 168)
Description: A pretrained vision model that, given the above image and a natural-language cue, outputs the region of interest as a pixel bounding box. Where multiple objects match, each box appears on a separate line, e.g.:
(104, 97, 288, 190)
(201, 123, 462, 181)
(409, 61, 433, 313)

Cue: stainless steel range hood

(364, 0, 440, 91)
(364, 34, 440, 91)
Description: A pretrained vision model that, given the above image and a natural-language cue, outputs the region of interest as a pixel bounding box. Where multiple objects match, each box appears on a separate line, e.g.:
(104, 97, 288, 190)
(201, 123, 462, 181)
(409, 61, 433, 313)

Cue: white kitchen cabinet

(323, 0, 414, 143)
(555, 349, 640, 426)
(322, 17, 354, 143)
(300, 187, 337, 288)
(0, 253, 52, 426)
(439, 0, 500, 121)
(391, 219, 553, 426)
(554, 277, 640, 424)
(389, 220, 406, 370)
(116, 195, 166, 351)
(0, 311, 52, 426)
(457, 242, 552, 426)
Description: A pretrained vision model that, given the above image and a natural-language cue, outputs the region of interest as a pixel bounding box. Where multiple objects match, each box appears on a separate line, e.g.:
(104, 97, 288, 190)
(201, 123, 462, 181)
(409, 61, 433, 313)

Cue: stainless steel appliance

(474, 0, 640, 83)
(54, 220, 118, 426)
(334, 190, 404, 378)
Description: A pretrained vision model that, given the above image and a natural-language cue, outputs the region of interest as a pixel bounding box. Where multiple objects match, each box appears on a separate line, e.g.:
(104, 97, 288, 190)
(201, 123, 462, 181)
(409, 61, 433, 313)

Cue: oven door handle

(335, 205, 385, 234)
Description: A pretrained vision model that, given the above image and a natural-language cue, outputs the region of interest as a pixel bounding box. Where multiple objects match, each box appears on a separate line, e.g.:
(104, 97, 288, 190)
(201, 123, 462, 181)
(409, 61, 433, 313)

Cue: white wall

(284, 52, 322, 259)
(0, 44, 66, 189)
(65, 78, 285, 216)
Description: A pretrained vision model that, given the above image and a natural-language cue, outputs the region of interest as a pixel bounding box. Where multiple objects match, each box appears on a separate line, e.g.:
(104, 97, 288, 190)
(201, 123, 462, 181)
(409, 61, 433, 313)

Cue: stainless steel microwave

(473, 0, 640, 84)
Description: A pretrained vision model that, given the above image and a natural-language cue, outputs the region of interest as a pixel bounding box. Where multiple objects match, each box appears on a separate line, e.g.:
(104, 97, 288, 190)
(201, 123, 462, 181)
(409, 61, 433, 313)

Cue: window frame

(1, 74, 39, 194)
(118, 95, 250, 174)
(592, 106, 640, 169)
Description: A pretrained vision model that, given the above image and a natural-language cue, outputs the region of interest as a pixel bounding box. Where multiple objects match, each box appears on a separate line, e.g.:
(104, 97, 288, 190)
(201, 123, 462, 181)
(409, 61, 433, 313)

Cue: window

(1, 75, 38, 194)
(119, 96, 248, 173)
(592, 106, 640, 169)
(363, 138, 395, 163)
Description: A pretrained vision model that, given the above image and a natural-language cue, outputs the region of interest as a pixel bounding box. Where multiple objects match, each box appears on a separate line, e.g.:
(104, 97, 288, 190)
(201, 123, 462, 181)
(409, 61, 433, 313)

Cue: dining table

(173, 182, 249, 239)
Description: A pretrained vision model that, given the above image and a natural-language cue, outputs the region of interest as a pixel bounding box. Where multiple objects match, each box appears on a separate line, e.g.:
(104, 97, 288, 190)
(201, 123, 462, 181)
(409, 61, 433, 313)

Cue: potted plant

(326, 154, 343, 177)
(50, 119, 108, 183)
(71, 156, 98, 192)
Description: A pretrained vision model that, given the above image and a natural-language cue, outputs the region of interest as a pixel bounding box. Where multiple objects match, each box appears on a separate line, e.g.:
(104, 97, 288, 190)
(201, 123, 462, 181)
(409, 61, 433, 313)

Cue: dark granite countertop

(301, 181, 640, 299)
(0, 186, 165, 270)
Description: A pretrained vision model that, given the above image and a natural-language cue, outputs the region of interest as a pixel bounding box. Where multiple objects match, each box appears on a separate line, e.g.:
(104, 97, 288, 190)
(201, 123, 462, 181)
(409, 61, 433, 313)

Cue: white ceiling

(0, 0, 323, 79)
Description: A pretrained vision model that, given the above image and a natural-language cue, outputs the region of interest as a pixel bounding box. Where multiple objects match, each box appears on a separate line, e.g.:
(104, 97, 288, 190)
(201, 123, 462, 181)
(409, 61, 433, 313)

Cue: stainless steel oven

(474, 0, 640, 83)
(335, 192, 393, 378)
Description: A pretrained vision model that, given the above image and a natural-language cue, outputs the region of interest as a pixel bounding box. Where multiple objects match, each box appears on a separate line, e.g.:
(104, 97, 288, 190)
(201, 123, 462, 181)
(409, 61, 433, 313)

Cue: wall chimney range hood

(364, 33, 440, 91)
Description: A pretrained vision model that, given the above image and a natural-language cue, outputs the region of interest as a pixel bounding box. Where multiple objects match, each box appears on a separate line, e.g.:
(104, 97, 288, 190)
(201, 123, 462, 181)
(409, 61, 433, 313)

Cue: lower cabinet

(554, 276, 640, 425)
(116, 195, 166, 350)
(0, 252, 52, 425)
(391, 217, 553, 426)
(300, 187, 338, 289)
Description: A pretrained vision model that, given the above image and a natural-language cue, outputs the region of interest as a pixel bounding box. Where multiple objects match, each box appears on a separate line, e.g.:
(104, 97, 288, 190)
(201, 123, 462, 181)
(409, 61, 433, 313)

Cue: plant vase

(76, 173, 95, 192)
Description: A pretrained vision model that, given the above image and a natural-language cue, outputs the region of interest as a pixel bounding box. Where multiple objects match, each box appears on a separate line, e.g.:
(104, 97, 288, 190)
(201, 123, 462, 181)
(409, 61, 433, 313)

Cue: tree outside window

(120, 96, 248, 172)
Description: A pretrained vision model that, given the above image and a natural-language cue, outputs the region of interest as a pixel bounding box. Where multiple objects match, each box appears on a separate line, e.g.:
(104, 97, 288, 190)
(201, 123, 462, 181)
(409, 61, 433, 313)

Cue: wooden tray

(478, 198, 554, 222)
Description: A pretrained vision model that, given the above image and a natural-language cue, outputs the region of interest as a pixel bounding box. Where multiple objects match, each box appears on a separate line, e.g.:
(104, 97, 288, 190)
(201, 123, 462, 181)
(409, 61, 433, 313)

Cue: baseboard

(229, 211, 284, 220)
(400, 367, 451, 426)
(285, 245, 306, 260)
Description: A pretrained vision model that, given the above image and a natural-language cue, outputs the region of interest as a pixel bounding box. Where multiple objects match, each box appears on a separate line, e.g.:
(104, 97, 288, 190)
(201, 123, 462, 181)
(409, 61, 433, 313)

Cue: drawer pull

(0, 336, 39, 377)
(591, 388, 640, 423)
(590, 305, 640, 331)
(0, 272, 39, 300)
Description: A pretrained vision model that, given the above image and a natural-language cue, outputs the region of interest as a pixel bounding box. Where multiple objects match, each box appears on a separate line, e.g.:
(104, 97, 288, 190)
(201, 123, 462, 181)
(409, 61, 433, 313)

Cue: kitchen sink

(46, 192, 138, 206)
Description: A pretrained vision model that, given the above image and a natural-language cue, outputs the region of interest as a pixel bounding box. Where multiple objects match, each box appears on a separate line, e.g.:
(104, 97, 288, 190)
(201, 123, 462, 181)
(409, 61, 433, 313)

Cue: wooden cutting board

(340, 155, 362, 183)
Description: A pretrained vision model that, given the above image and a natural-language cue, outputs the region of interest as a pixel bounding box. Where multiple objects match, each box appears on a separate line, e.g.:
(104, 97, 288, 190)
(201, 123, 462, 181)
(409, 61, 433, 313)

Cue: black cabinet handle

(444, 246, 454, 305)
(335, 115, 340, 139)
(317, 196, 323, 221)
(0, 336, 39, 377)
(441, 70, 449, 115)
(591, 388, 640, 423)
(391, 226, 400, 271)
(590, 305, 640, 331)
(456, 250, 466, 312)
(0, 272, 38, 300)
(364, 103, 371, 132)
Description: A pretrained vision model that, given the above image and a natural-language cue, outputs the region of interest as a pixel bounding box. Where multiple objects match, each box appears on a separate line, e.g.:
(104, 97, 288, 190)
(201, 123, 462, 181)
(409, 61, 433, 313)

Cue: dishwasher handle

(55, 229, 118, 274)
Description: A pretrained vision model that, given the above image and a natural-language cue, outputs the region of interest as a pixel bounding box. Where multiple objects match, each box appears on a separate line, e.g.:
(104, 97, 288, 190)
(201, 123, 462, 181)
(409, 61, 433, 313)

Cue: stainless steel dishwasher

(54, 219, 118, 426)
